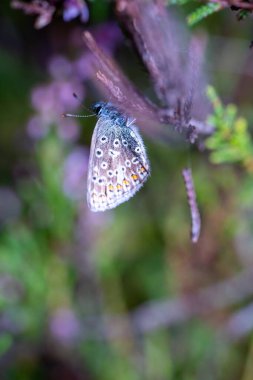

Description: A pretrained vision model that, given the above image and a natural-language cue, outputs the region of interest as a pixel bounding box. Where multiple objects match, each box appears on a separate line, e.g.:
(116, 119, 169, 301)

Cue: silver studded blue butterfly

(87, 102, 150, 212)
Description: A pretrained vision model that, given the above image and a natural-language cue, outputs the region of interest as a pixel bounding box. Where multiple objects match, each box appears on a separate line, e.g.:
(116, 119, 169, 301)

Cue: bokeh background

(1, 0, 253, 379)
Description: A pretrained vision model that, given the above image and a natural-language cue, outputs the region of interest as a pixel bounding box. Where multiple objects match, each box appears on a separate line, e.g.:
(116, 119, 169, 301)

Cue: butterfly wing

(87, 117, 111, 211)
(87, 118, 150, 212)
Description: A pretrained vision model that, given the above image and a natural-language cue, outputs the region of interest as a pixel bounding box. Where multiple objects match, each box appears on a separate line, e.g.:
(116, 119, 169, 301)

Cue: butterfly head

(92, 102, 127, 126)
(91, 101, 107, 116)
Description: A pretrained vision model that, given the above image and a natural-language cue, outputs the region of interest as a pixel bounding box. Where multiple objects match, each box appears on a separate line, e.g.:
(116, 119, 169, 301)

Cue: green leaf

(168, 0, 193, 5)
(187, 3, 222, 26)
(206, 86, 253, 167)
(206, 85, 224, 119)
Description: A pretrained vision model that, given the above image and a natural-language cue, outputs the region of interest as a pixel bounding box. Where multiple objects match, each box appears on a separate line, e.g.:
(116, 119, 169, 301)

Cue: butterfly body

(87, 102, 150, 212)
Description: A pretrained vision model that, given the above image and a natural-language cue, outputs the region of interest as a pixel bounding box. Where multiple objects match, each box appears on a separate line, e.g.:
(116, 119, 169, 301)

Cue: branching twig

(83, 18, 213, 141)
(116, 0, 184, 108)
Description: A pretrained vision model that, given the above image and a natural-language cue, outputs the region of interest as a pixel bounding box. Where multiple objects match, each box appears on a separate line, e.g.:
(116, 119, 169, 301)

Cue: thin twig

(83, 31, 158, 119)
(182, 168, 201, 243)
(83, 29, 213, 139)
(116, 0, 184, 108)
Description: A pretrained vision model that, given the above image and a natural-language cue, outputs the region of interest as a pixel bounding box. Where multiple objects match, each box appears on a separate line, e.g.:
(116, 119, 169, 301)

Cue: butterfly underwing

(87, 102, 150, 212)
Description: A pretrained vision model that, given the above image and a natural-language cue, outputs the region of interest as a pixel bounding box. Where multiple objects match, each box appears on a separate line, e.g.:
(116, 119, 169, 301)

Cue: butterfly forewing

(87, 114, 150, 212)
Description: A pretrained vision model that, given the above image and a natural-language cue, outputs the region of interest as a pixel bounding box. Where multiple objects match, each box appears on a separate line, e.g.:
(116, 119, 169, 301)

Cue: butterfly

(87, 102, 150, 212)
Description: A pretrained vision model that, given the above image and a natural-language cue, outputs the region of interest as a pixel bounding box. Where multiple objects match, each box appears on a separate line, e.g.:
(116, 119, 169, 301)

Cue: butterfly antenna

(62, 93, 96, 118)
(73, 93, 95, 115)
(62, 113, 95, 118)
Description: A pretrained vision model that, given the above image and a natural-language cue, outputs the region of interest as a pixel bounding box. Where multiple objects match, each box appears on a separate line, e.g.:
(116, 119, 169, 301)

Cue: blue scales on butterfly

(87, 102, 150, 212)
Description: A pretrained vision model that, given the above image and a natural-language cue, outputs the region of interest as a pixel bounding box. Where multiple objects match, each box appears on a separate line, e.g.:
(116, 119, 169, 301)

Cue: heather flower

(76, 203, 112, 249)
(31, 81, 84, 115)
(63, 0, 89, 23)
(92, 23, 123, 52)
(27, 115, 49, 139)
(11, 0, 89, 29)
(27, 22, 123, 142)
(74, 53, 94, 81)
(50, 308, 80, 344)
(48, 55, 73, 80)
(28, 80, 84, 141)
(58, 119, 80, 141)
(63, 147, 89, 200)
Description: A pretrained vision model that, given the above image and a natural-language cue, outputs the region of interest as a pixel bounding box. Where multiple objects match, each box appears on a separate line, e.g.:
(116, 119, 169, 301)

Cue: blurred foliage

(206, 85, 253, 170)
(169, 0, 252, 26)
(168, 0, 224, 25)
(187, 3, 222, 26)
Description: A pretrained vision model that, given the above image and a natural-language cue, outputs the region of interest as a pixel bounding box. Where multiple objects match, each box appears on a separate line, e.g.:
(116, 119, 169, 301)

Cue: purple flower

(31, 81, 84, 116)
(58, 118, 80, 142)
(74, 53, 94, 81)
(63, 147, 89, 200)
(76, 203, 112, 248)
(28, 80, 84, 141)
(27, 23, 122, 144)
(27, 115, 49, 139)
(50, 308, 80, 344)
(12, 0, 89, 29)
(63, 0, 89, 22)
(92, 23, 123, 53)
(48, 56, 73, 80)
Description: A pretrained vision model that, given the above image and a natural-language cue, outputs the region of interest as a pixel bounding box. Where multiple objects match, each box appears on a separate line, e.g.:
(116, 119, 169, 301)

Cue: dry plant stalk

(182, 168, 201, 243)
(84, 0, 213, 143)
(11, 0, 55, 28)
(83, 0, 207, 240)
(83, 31, 158, 119)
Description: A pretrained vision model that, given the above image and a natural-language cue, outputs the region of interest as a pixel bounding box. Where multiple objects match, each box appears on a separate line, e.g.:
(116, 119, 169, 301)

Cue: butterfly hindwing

(87, 117, 114, 211)
(87, 105, 150, 212)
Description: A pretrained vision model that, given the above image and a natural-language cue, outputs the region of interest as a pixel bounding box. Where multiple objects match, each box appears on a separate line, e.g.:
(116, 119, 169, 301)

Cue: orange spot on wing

(131, 174, 139, 181)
